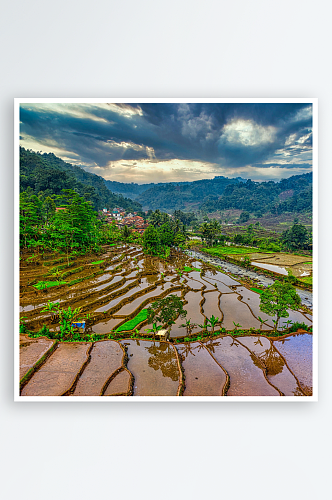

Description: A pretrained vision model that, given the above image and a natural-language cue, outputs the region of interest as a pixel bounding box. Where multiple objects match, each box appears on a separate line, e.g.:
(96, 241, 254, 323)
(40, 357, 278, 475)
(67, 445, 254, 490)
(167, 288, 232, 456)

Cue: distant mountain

(104, 180, 191, 200)
(136, 176, 246, 211)
(104, 176, 245, 211)
(20, 148, 142, 212)
(104, 172, 312, 216)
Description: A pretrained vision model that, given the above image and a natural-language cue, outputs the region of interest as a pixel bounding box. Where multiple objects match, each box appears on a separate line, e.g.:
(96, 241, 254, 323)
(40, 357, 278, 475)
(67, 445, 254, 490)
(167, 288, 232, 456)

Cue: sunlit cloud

(221, 120, 277, 147)
(84, 158, 220, 183)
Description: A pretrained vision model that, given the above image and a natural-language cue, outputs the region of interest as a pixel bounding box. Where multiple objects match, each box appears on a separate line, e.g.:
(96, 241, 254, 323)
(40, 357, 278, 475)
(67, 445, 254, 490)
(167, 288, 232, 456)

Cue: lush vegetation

(259, 280, 301, 331)
(146, 295, 187, 335)
(202, 245, 259, 256)
(20, 147, 142, 212)
(135, 176, 242, 210)
(112, 171, 313, 216)
(142, 209, 187, 256)
(201, 173, 312, 216)
(281, 218, 310, 250)
(189, 217, 311, 253)
(20, 189, 142, 256)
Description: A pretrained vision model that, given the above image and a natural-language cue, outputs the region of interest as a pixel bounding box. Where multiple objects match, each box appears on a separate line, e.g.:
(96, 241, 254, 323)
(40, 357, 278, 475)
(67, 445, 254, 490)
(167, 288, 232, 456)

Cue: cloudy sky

(19, 102, 313, 184)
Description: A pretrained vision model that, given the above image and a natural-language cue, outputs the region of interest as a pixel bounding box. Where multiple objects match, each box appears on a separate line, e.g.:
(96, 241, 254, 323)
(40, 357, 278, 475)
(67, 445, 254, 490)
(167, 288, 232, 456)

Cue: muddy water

(21, 343, 91, 396)
(176, 342, 226, 396)
(19, 335, 55, 380)
(94, 274, 125, 292)
(202, 269, 241, 287)
(234, 286, 311, 329)
(273, 334, 312, 395)
(202, 278, 234, 293)
(202, 291, 222, 320)
(187, 271, 203, 282)
(90, 317, 122, 334)
(94, 279, 152, 313)
(170, 291, 204, 338)
(20, 303, 49, 313)
(182, 277, 205, 290)
(73, 341, 123, 396)
(236, 336, 304, 396)
(122, 340, 180, 396)
(234, 287, 273, 329)
(104, 370, 131, 396)
(198, 278, 217, 291)
(186, 250, 313, 308)
(114, 282, 176, 317)
(219, 293, 262, 330)
(251, 261, 288, 275)
(204, 336, 279, 396)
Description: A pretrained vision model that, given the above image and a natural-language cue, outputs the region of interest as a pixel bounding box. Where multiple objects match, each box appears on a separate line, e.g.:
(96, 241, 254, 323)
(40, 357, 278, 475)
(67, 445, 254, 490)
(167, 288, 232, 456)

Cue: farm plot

(19, 244, 313, 397)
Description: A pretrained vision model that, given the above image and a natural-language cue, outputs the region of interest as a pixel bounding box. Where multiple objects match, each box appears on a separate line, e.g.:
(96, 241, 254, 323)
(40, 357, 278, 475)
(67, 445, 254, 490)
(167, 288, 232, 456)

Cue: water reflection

(146, 343, 179, 381)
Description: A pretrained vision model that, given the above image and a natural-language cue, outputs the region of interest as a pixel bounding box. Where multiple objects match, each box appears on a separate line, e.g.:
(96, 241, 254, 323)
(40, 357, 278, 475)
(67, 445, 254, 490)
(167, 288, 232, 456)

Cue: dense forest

(201, 173, 312, 216)
(113, 171, 312, 215)
(133, 176, 245, 211)
(20, 148, 142, 212)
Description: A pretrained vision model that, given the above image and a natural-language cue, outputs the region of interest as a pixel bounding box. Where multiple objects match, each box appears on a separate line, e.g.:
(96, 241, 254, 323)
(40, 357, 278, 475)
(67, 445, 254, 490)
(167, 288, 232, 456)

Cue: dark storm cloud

(19, 102, 312, 175)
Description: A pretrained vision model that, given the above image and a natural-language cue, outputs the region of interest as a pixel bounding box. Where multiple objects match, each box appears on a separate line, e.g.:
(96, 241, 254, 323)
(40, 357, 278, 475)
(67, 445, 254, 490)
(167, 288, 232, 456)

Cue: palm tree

(283, 320, 293, 331)
(258, 316, 268, 330)
(207, 315, 220, 334)
(145, 322, 163, 340)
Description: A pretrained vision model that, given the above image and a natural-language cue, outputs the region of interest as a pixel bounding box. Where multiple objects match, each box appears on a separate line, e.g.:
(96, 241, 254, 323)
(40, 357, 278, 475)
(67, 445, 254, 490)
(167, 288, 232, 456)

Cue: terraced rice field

(19, 244, 313, 397)
(19, 333, 312, 397)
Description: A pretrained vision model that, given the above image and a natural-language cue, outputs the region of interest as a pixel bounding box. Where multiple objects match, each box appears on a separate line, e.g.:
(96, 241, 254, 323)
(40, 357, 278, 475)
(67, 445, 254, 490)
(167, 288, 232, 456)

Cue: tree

(121, 225, 131, 241)
(158, 222, 174, 247)
(282, 220, 309, 250)
(259, 280, 301, 331)
(199, 220, 221, 246)
(179, 318, 197, 336)
(142, 225, 161, 255)
(147, 294, 187, 329)
(238, 211, 250, 224)
(207, 315, 220, 333)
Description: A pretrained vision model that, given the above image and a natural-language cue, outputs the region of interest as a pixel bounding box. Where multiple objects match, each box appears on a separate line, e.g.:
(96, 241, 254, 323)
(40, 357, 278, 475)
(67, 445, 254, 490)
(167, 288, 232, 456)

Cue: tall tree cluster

(142, 210, 187, 255)
(20, 189, 121, 254)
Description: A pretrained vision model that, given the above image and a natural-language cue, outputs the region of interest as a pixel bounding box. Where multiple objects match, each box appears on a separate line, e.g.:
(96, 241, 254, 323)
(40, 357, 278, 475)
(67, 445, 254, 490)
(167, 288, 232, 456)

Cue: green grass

(33, 280, 66, 290)
(183, 266, 200, 272)
(91, 260, 105, 265)
(250, 287, 263, 294)
(116, 309, 148, 332)
(299, 276, 313, 285)
(202, 245, 258, 256)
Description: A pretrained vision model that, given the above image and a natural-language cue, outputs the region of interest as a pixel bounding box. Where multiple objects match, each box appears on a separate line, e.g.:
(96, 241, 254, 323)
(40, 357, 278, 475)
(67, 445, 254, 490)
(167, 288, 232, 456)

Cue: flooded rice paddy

(19, 244, 313, 397)
(20, 332, 313, 396)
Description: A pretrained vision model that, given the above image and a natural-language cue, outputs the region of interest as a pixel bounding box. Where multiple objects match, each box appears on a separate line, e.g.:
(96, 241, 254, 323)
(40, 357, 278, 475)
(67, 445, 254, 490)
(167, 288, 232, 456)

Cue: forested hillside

(104, 179, 192, 200)
(201, 173, 312, 216)
(114, 170, 312, 215)
(20, 148, 142, 212)
(134, 176, 244, 210)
